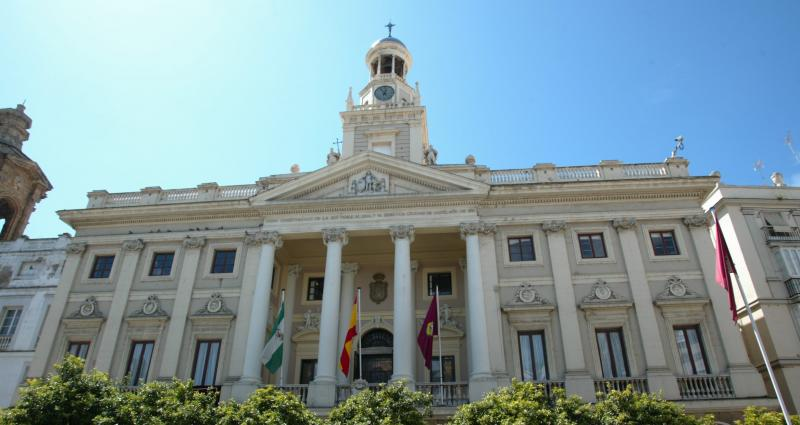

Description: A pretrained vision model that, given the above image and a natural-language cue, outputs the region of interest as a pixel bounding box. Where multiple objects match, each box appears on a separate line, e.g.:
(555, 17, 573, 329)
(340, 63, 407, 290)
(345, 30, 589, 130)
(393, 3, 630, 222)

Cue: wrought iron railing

(416, 382, 469, 406)
(763, 226, 800, 242)
(593, 377, 648, 394)
(0, 336, 12, 351)
(785, 278, 800, 299)
(677, 375, 735, 400)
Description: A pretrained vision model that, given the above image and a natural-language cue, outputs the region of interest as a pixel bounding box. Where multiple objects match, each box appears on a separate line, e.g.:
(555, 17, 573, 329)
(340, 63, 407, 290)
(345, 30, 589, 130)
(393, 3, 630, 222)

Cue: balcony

(416, 382, 469, 407)
(0, 336, 12, 351)
(785, 278, 800, 300)
(277, 384, 309, 404)
(593, 377, 648, 394)
(763, 226, 800, 243)
(677, 375, 735, 400)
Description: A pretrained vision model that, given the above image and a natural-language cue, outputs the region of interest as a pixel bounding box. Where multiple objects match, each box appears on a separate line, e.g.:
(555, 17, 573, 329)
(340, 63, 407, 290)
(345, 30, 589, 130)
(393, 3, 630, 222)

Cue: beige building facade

(24, 34, 792, 421)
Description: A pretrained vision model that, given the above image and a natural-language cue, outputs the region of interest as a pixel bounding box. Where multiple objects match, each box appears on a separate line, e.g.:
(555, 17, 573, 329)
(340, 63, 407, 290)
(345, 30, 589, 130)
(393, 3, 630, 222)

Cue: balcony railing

(276, 384, 309, 403)
(0, 336, 12, 351)
(490, 161, 683, 186)
(786, 278, 800, 299)
(763, 226, 800, 242)
(536, 380, 566, 398)
(677, 375, 735, 400)
(335, 382, 384, 403)
(593, 377, 648, 394)
(416, 382, 469, 407)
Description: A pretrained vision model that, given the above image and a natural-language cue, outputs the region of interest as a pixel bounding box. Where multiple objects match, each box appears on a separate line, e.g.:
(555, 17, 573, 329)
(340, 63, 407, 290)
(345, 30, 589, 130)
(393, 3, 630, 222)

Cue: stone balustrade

(490, 159, 687, 185)
(87, 184, 261, 208)
(276, 384, 309, 403)
(593, 377, 649, 394)
(677, 375, 735, 400)
(416, 382, 470, 406)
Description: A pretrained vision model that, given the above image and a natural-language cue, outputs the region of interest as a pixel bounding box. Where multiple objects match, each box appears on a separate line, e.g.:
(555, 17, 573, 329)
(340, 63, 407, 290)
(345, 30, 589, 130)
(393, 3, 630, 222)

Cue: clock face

(374, 85, 395, 101)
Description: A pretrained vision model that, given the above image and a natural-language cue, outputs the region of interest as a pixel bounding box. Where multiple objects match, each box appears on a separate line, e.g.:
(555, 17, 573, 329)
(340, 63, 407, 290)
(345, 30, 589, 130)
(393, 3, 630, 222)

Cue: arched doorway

(354, 329, 393, 383)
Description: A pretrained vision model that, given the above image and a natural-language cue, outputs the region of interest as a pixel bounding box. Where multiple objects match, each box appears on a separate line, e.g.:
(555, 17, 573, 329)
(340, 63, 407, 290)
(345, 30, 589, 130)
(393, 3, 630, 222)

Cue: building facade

(25, 34, 788, 420)
(704, 182, 800, 413)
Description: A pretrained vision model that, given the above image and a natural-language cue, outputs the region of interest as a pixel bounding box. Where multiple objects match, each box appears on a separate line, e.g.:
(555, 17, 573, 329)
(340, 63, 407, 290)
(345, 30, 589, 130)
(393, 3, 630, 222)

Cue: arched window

(0, 199, 16, 240)
(361, 329, 393, 348)
(355, 329, 393, 383)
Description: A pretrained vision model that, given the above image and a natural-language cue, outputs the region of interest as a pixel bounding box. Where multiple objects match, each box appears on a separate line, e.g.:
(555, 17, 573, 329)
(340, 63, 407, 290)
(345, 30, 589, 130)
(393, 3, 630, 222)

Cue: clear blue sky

(2, 1, 799, 238)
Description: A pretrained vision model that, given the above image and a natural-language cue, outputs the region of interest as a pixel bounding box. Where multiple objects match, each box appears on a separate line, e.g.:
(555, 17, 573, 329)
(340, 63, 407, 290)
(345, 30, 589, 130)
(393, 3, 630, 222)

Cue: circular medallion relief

(594, 285, 612, 300)
(79, 302, 95, 317)
(142, 300, 158, 315)
(518, 286, 538, 303)
(207, 298, 223, 314)
(668, 282, 687, 297)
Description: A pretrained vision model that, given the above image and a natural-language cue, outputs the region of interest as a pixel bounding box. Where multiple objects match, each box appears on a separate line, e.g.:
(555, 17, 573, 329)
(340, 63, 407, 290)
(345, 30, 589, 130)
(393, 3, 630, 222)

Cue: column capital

(322, 228, 349, 246)
(66, 242, 87, 255)
(683, 214, 710, 228)
(389, 225, 415, 243)
(458, 257, 467, 271)
(542, 220, 566, 234)
(287, 264, 303, 279)
(411, 260, 418, 273)
(122, 239, 145, 251)
(182, 236, 206, 249)
(612, 217, 637, 231)
(244, 230, 283, 248)
(459, 221, 496, 239)
(341, 262, 360, 275)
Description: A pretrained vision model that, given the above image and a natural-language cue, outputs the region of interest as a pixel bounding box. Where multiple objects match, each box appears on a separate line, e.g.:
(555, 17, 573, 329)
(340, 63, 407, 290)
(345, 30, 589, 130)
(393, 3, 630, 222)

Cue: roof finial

(386, 21, 395, 37)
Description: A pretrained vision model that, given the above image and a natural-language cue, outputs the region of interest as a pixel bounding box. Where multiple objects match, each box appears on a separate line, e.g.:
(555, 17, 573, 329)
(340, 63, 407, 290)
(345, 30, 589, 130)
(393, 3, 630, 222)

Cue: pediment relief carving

(580, 279, 632, 310)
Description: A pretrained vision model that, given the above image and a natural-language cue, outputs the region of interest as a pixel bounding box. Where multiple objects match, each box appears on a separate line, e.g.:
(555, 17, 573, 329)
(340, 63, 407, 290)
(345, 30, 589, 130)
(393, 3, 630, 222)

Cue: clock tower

(340, 24, 431, 164)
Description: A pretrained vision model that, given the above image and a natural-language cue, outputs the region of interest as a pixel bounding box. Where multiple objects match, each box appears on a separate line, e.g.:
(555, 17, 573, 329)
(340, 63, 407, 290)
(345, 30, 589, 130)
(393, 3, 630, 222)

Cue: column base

(229, 377, 262, 402)
(469, 373, 498, 402)
(389, 374, 415, 390)
(646, 369, 680, 400)
(729, 364, 767, 398)
(494, 372, 511, 389)
(307, 377, 337, 408)
(565, 371, 596, 402)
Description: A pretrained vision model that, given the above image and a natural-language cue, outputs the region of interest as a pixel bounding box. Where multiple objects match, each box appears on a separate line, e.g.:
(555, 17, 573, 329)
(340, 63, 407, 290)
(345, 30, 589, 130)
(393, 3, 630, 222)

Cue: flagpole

(357, 287, 363, 382)
(279, 289, 285, 387)
(714, 209, 792, 425)
(435, 286, 444, 405)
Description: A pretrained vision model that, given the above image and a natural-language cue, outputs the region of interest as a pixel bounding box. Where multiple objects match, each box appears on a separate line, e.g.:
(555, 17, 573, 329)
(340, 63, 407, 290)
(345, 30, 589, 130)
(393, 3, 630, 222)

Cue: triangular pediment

(252, 152, 489, 203)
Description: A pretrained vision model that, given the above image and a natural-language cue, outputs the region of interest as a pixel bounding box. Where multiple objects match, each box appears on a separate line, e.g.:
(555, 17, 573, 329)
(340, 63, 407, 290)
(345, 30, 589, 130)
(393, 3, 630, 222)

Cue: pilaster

(281, 265, 302, 385)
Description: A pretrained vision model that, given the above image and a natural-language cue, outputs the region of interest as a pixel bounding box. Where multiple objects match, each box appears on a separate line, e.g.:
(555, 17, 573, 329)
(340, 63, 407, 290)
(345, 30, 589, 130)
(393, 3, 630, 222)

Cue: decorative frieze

(542, 220, 566, 234)
(65, 242, 87, 255)
(244, 230, 283, 248)
(130, 295, 168, 318)
(122, 239, 145, 251)
(683, 215, 710, 228)
(459, 221, 496, 238)
(322, 228, 349, 245)
(389, 225, 415, 243)
(612, 217, 637, 230)
(350, 170, 387, 195)
(70, 296, 103, 319)
(194, 292, 234, 316)
(182, 237, 206, 249)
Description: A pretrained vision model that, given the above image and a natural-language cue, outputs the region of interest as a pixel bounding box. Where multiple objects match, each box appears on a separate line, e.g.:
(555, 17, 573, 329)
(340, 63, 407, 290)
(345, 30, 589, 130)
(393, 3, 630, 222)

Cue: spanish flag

(339, 294, 358, 376)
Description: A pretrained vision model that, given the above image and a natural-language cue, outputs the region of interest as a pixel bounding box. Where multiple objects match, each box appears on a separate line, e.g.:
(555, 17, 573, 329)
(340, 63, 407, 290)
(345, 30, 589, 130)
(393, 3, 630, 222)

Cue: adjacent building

(21, 33, 794, 422)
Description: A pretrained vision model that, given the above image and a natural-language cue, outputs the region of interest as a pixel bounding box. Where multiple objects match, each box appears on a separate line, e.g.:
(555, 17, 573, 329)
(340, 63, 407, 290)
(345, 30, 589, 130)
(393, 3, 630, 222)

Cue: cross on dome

(386, 21, 395, 37)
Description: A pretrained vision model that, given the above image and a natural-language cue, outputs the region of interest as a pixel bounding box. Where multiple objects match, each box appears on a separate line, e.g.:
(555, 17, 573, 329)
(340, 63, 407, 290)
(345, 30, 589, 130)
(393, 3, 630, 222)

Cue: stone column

(612, 218, 679, 399)
(390, 225, 416, 387)
(29, 242, 86, 377)
(239, 232, 283, 388)
(281, 265, 302, 385)
(478, 229, 510, 387)
(543, 221, 595, 401)
(337, 263, 359, 383)
(95, 239, 145, 372)
(308, 228, 348, 407)
(460, 222, 497, 401)
(158, 237, 205, 380)
(683, 215, 767, 397)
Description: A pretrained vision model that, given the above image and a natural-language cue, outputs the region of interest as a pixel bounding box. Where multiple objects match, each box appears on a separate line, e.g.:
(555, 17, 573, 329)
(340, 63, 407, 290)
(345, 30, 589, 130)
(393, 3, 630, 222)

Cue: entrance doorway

(354, 329, 393, 383)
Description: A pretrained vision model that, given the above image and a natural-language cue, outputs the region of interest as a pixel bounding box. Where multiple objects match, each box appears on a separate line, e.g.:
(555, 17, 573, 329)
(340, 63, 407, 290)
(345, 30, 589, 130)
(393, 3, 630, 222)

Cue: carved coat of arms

(369, 273, 388, 304)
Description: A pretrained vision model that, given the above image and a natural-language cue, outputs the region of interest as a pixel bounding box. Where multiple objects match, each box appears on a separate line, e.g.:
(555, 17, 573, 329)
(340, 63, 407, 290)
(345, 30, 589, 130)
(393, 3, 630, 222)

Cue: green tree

(448, 380, 593, 425)
(1, 355, 119, 425)
(734, 406, 800, 425)
(327, 382, 432, 425)
(591, 386, 714, 425)
(94, 379, 218, 425)
(216, 386, 320, 425)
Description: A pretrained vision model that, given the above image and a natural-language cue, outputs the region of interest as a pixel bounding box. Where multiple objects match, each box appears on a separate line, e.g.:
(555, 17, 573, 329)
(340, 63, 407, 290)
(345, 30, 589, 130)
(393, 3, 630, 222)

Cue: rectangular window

(126, 341, 155, 386)
(89, 255, 115, 279)
(299, 359, 317, 384)
(596, 329, 629, 378)
(149, 252, 174, 276)
(674, 326, 710, 375)
(508, 236, 535, 262)
(578, 233, 607, 259)
(650, 231, 680, 256)
(210, 250, 236, 274)
(518, 331, 549, 381)
(67, 341, 90, 360)
(430, 355, 456, 382)
(0, 309, 22, 336)
(192, 340, 221, 387)
(307, 277, 324, 301)
(427, 272, 453, 296)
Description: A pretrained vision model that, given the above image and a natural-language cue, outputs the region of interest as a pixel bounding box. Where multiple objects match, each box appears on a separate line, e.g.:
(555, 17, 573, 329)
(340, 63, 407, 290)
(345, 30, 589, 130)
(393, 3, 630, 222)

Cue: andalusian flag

(339, 294, 358, 376)
(262, 300, 285, 373)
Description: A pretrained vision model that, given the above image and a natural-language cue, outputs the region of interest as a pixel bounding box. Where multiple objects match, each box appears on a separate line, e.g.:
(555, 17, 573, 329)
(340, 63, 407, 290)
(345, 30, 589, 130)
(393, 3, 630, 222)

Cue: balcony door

(354, 329, 393, 383)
